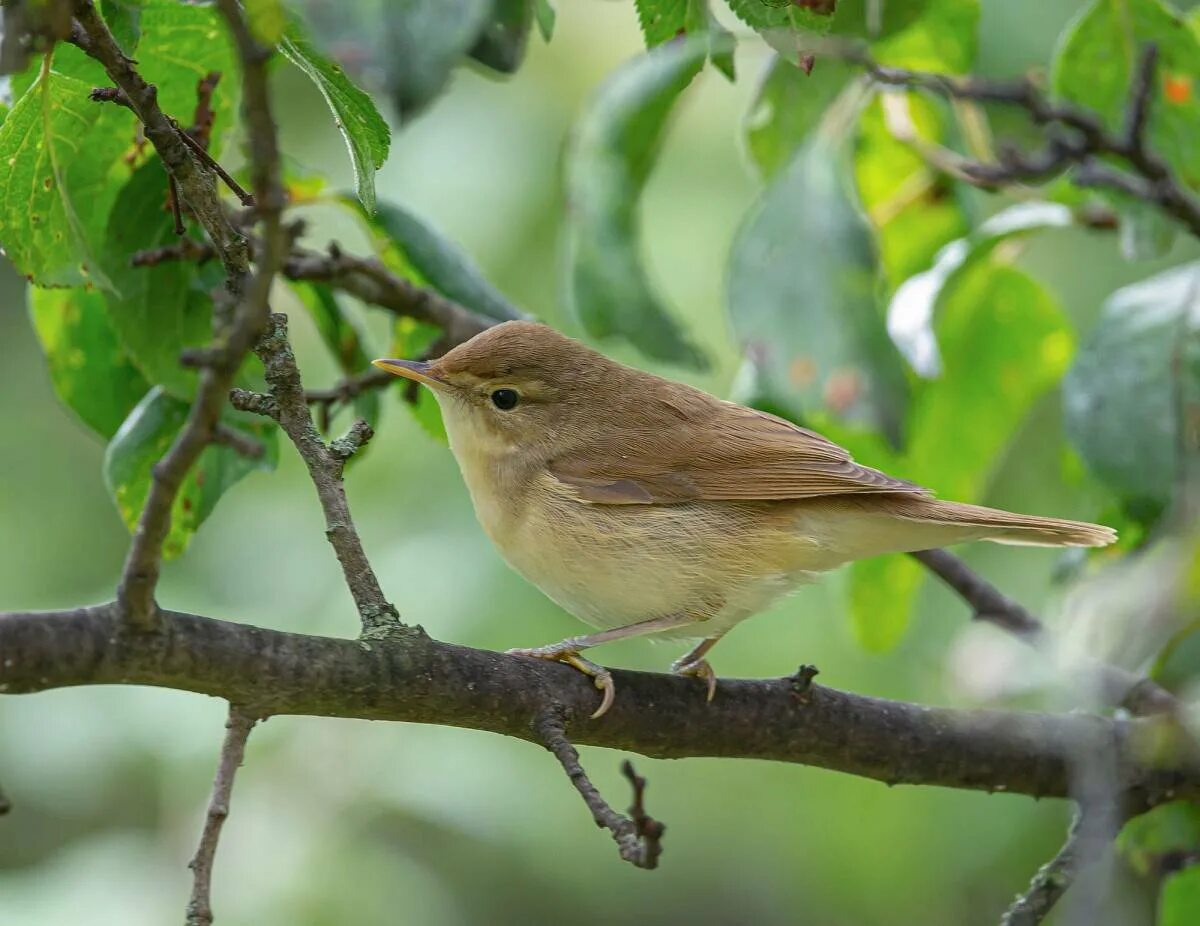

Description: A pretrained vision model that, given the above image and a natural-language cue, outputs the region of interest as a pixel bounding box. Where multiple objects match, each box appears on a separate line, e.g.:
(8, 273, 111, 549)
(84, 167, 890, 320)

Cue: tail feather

(885, 497, 1117, 548)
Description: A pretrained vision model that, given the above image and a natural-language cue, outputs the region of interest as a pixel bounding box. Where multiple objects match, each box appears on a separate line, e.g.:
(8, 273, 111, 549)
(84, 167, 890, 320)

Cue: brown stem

(911, 549, 1177, 717)
(234, 314, 402, 636)
(537, 712, 665, 869)
(185, 707, 258, 926)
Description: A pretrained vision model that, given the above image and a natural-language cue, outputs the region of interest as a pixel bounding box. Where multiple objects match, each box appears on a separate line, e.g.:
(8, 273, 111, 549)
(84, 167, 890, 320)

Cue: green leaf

(1117, 801, 1200, 876)
(469, 0, 535, 73)
(849, 554, 925, 652)
(744, 54, 853, 180)
(635, 0, 687, 47)
(534, 0, 556, 41)
(904, 264, 1073, 502)
(870, 0, 979, 74)
(728, 136, 909, 443)
(886, 202, 1073, 376)
(348, 197, 523, 321)
(0, 69, 129, 287)
(28, 285, 150, 439)
(831, 0, 930, 40)
(633, 2, 735, 80)
(850, 260, 1073, 650)
(1063, 262, 1200, 520)
(1053, 0, 1200, 190)
(853, 90, 968, 287)
(104, 388, 278, 559)
(100, 0, 142, 54)
(565, 37, 714, 369)
(292, 282, 381, 431)
(1118, 197, 1178, 261)
(100, 158, 208, 398)
(1161, 865, 1200, 926)
(725, 0, 835, 65)
(385, 0, 493, 117)
(280, 23, 391, 214)
(724, 0, 833, 34)
(245, 0, 286, 45)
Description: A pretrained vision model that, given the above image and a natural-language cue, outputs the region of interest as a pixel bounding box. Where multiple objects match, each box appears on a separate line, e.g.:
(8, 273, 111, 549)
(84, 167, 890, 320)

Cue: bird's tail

(884, 496, 1116, 548)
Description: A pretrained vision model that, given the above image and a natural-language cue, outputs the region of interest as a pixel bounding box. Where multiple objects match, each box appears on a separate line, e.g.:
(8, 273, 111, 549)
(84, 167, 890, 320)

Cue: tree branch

(231, 314, 406, 638)
(536, 712, 665, 869)
(282, 244, 494, 346)
(2, 605, 1197, 805)
(849, 43, 1200, 238)
(186, 707, 257, 926)
(911, 549, 1178, 717)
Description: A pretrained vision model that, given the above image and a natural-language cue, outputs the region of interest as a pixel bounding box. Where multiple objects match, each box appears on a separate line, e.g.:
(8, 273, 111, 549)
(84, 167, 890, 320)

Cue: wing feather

(549, 395, 925, 505)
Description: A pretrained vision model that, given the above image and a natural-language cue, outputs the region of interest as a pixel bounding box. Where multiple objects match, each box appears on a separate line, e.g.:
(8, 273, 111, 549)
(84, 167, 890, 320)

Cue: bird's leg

(670, 635, 726, 703)
(506, 614, 701, 719)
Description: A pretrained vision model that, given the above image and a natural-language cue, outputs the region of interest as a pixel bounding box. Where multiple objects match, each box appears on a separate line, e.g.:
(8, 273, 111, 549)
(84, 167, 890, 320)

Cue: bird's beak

(371, 358, 446, 388)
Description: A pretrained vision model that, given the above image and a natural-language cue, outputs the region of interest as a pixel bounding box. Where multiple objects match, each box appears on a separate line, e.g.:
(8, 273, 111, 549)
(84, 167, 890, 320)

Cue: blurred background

(2, 1, 1197, 923)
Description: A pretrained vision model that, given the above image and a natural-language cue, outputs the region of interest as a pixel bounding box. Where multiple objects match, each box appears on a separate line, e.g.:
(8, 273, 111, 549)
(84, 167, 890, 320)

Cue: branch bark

(1, 605, 1196, 805)
(848, 43, 1200, 238)
(231, 314, 406, 637)
(186, 707, 258, 926)
(911, 550, 1177, 717)
(537, 712, 665, 869)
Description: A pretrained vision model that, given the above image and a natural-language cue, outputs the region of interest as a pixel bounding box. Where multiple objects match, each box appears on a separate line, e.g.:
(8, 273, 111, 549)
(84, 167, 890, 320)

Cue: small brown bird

(374, 321, 1115, 718)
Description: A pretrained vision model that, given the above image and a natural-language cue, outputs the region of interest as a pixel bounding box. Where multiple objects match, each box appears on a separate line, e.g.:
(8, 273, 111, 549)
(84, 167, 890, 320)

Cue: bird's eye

(490, 388, 519, 411)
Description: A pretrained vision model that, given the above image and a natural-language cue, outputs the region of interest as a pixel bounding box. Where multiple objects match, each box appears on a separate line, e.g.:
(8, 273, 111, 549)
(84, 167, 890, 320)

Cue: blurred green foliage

(3, 0, 1200, 923)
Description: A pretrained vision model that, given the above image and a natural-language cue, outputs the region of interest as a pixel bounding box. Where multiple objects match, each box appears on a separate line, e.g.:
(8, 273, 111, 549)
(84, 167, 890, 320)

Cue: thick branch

(537, 713, 664, 869)
(186, 707, 257, 926)
(232, 314, 405, 637)
(2, 605, 1197, 804)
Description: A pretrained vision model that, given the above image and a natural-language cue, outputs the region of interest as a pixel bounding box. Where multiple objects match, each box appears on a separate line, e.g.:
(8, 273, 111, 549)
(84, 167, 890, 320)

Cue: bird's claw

(671, 657, 717, 703)
(505, 644, 616, 719)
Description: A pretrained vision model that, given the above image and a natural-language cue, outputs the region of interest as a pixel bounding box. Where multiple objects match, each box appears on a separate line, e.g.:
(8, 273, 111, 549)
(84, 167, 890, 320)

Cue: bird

(373, 321, 1115, 718)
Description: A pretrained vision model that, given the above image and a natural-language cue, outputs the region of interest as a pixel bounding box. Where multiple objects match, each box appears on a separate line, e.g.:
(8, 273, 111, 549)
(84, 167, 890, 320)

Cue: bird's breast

(455, 456, 827, 634)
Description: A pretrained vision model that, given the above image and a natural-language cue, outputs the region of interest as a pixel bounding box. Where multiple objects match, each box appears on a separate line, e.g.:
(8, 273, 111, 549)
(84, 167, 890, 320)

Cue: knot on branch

(229, 388, 279, 420)
(329, 419, 375, 462)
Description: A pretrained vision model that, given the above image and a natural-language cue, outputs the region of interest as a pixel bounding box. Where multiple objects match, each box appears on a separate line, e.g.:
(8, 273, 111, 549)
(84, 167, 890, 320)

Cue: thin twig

(212, 423, 265, 460)
(130, 237, 214, 267)
(283, 244, 494, 347)
(188, 71, 221, 152)
(911, 549, 1177, 716)
(844, 43, 1200, 238)
(232, 314, 403, 637)
(536, 712, 665, 869)
(174, 123, 255, 207)
(185, 707, 258, 926)
(168, 174, 185, 235)
(305, 366, 395, 416)
(1000, 809, 1087, 926)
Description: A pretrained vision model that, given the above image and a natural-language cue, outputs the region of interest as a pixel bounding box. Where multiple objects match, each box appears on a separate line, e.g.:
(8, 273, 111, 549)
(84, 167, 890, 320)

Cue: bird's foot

(670, 656, 717, 703)
(506, 641, 615, 720)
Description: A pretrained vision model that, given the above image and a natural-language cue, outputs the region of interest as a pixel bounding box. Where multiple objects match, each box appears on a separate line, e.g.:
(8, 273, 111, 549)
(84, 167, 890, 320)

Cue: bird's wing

(549, 398, 927, 505)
